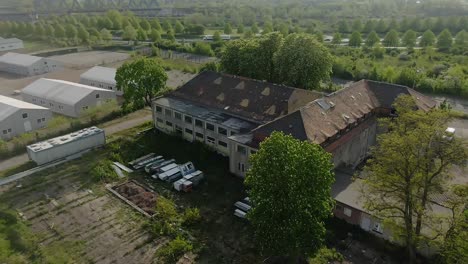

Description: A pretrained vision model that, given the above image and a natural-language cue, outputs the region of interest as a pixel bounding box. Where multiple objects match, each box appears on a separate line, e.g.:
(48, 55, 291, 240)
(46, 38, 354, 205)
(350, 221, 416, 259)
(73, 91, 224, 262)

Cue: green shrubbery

(308, 247, 344, 264)
(90, 160, 120, 182)
(156, 236, 193, 263)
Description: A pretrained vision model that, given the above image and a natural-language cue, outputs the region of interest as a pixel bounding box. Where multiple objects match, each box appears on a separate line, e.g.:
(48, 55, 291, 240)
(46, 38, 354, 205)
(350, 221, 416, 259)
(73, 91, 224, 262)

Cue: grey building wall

(228, 142, 256, 177)
(1, 108, 52, 140)
(80, 78, 122, 96)
(152, 102, 237, 157)
(0, 58, 61, 76)
(22, 89, 116, 118)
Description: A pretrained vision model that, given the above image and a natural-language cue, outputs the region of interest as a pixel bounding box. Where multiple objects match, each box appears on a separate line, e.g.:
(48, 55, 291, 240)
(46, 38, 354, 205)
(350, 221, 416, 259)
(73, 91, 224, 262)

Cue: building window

(195, 132, 204, 139)
(372, 223, 383, 234)
(22, 113, 28, 118)
(250, 150, 257, 155)
(206, 136, 215, 144)
(237, 145, 246, 155)
(218, 127, 227, 136)
(175, 125, 182, 134)
(156, 106, 162, 113)
(218, 140, 228, 148)
(32, 98, 36, 102)
(82, 106, 88, 110)
(108, 86, 113, 90)
(238, 163, 245, 172)
(2, 130, 7, 134)
(96, 93, 100, 99)
(165, 109, 172, 117)
(59, 105, 64, 109)
(185, 128, 193, 135)
(156, 118, 163, 123)
(166, 121, 173, 127)
(195, 119, 203, 127)
(37, 119, 41, 123)
(41, 118, 45, 122)
(174, 112, 182, 120)
(344, 208, 352, 217)
(49, 103, 54, 107)
(230, 131, 236, 136)
(206, 123, 215, 131)
(184, 115, 193, 124)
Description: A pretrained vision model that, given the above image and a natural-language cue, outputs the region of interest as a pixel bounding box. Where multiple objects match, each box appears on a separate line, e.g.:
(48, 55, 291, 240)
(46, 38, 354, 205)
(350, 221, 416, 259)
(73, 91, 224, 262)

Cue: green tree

(243, 29, 253, 38)
(44, 24, 55, 38)
(454, 30, 467, 46)
(362, 96, 467, 263)
(100, 28, 112, 43)
(150, 28, 161, 42)
(376, 19, 387, 33)
(106, 10, 122, 29)
(348, 31, 362, 47)
(122, 25, 137, 43)
(245, 131, 335, 261)
(352, 19, 362, 32)
(65, 24, 77, 39)
(383, 29, 400, 47)
(262, 22, 273, 34)
(419, 30, 436, 47)
(402, 30, 417, 48)
(251, 22, 259, 34)
(337, 20, 349, 33)
(275, 33, 333, 89)
(213, 31, 222, 42)
(150, 19, 162, 31)
(174, 20, 184, 34)
(136, 27, 147, 41)
(331, 32, 342, 45)
(372, 43, 385, 59)
(237, 24, 244, 34)
(437, 29, 453, 51)
(365, 31, 380, 47)
(363, 20, 375, 33)
(278, 23, 289, 36)
(224, 22, 232, 34)
(34, 23, 45, 39)
(192, 42, 214, 57)
(167, 30, 176, 42)
(163, 20, 172, 32)
(77, 24, 90, 44)
(140, 19, 151, 31)
(115, 57, 168, 111)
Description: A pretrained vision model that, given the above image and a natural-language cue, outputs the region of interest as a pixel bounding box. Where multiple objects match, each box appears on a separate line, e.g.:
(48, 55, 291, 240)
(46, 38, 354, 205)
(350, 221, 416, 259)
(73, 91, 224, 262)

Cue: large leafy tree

(245, 131, 335, 261)
(383, 29, 400, 47)
(437, 29, 453, 51)
(331, 32, 342, 45)
(420, 30, 436, 47)
(348, 31, 362, 47)
(362, 95, 467, 263)
(365, 31, 380, 47)
(116, 57, 168, 111)
(275, 33, 333, 89)
(402, 29, 417, 48)
(122, 25, 137, 43)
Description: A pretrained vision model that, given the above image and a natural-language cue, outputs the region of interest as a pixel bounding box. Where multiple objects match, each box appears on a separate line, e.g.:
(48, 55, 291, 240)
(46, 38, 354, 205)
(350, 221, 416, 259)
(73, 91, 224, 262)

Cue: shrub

(398, 53, 411, 61)
(156, 237, 193, 264)
(90, 160, 119, 182)
(308, 247, 344, 264)
(0, 139, 8, 154)
(147, 220, 178, 237)
(155, 197, 179, 221)
(182, 208, 201, 226)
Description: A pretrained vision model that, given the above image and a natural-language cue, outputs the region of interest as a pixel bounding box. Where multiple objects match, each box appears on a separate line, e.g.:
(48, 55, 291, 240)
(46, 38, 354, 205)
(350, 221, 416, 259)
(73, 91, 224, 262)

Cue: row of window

(157, 118, 229, 149)
(2, 128, 12, 135)
(37, 117, 46, 124)
(156, 105, 235, 137)
(32, 98, 65, 110)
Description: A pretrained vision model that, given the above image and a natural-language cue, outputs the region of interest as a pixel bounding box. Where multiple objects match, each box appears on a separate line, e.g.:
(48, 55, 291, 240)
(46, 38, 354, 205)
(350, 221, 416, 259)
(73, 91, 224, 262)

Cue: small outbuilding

(21, 78, 117, 117)
(80, 66, 121, 95)
(0, 95, 52, 140)
(0, 38, 24, 52)
(0, 52, 62, 76)
(27, 126, 106, 165)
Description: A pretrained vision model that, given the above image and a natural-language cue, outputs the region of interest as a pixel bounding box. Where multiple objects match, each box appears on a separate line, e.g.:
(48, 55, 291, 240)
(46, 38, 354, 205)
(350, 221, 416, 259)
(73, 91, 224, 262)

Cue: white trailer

(27, 126, 105, 165)
(173, 170, 204, 192)
(146, 159, 175, 174)
(158, 162, 195, 182)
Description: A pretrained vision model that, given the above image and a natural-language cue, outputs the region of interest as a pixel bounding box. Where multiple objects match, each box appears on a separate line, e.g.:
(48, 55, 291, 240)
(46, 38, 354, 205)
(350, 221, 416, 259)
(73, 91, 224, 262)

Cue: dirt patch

(113, 180, 158, 215)
(50, 51, 130, 69)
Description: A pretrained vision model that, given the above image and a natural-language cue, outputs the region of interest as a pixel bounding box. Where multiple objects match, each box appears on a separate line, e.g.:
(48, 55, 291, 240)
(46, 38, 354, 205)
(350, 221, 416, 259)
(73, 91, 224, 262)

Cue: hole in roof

(240, 99, 249, 107)
(216, 93, 225, 101)
(235, 81, 245, 90)
(213, 77, 222, 85)
(264, 105, 276, 115)
(261, 87, 270, 96)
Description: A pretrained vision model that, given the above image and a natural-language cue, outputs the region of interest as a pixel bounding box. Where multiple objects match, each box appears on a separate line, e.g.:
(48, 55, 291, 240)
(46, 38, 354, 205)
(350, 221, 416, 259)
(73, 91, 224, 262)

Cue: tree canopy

(245, 131, 335, 260)
(115, 57, 168, 111)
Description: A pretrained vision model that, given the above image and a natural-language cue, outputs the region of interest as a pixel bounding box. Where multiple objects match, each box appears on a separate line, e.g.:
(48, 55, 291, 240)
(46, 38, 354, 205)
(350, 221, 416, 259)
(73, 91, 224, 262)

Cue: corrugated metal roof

(80, 66, 116, 85)
(0, 95, 48, 122)
(22, 78, 114, 105)
(0, 38, 23, 45)
(0, 52, 43, 66)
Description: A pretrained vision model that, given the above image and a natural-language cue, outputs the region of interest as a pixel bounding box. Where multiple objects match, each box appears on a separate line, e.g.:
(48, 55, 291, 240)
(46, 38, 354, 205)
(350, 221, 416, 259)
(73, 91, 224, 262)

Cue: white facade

(0, 52, 61, 76)
(27, 126, 106, 165)
(80, 66, 121, 96)
(22, 78, 117, 117)
(0, 95, 52, 140)
(0, 38, 24, 52)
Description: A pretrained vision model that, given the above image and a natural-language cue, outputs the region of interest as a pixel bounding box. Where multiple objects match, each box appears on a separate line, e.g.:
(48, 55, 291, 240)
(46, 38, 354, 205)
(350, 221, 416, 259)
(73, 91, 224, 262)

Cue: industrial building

(80, 66, 121, 95)
(22, 78, 117, 117)
(26, 126, 106, 165)
(0, 52, 62, 76)
(0, 38, 24, 52)
(0, 95, 52, 140)
(152, 71, 438, 242)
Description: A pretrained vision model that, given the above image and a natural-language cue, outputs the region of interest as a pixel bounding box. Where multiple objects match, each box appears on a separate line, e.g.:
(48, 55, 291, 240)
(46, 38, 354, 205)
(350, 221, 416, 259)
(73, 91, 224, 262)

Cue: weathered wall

(0, 108, 52, 140)
(80, 78, 121, 96)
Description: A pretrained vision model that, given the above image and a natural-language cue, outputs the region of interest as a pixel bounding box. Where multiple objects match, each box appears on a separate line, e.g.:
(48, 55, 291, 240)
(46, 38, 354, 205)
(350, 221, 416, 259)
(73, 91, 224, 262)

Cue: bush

(90, 160, 119, 182)
(308, 247, 344, 264)
(182, 208, 201, 226)
(155, 197, 179, 221)
(398, 53, 411, 61)
(156, 237, 193, 264)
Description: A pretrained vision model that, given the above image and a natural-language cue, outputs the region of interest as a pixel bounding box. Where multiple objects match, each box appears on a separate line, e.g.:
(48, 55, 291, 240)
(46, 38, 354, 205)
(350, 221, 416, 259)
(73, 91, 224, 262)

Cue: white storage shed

(0, 52, 61, 76)
(80, 66, 121, 95)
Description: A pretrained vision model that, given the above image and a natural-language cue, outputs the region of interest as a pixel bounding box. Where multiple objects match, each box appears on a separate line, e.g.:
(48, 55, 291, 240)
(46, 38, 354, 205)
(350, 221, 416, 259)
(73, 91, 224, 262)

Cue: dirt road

(0, 111, 153, 172)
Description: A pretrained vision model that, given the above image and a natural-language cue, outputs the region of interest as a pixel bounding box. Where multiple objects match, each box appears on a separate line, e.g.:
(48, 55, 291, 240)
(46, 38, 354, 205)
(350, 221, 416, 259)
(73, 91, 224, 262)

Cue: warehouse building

(0, 52, 62, 76)
(0, 95, 52, 140)
(22, 78, 117, 117)
(80, 66, 121, 95)
(0, 38, 24, 52)
(27, 126, 106, 165)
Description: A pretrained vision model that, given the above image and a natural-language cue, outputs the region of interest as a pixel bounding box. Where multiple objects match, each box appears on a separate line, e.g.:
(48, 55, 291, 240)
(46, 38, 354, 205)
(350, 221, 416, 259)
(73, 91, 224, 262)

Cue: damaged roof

(234, 79, 437, 147)
(168, 71, 323, 123)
